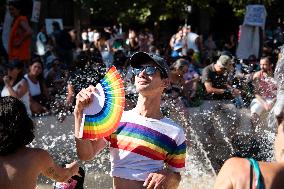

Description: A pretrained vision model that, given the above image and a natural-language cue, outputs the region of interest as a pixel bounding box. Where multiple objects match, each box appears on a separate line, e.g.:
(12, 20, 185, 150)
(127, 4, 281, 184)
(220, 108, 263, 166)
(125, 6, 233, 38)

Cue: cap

(129, 52, 169, 78)
(216, 55, 233, 70)
(5, 60, 24, 69)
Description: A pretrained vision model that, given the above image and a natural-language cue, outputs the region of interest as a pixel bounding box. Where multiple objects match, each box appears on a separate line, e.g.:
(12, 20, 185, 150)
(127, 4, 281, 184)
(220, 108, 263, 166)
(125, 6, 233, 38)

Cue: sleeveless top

(8, 16, 31, 61)
(24, 74, 41, 97)
(1, 79, 31, 115)
(247, 158, 265, 189)
(257, 71, 277, 99)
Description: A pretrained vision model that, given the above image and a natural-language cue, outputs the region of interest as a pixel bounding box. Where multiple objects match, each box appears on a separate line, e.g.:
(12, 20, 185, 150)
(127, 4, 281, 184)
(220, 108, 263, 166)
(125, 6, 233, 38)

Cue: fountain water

(34, 98, 275, 189)
(34, 55, 283, 188)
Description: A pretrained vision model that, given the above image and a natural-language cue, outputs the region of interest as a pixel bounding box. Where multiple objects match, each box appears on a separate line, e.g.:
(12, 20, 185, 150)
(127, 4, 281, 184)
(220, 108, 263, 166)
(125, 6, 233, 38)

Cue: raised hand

(74, 85, 97, 114)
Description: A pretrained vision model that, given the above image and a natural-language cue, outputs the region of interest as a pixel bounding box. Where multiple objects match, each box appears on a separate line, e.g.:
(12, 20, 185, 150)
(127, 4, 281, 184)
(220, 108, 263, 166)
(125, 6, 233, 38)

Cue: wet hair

(170, 58, 188, 71)
(0, 97, 34, 156)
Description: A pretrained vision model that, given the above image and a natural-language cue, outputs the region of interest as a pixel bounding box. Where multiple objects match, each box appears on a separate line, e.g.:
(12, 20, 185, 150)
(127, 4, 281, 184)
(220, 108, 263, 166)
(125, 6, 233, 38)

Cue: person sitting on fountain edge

(213, 47, 284, 189)
(250, 56, 277, 128)
(74, 52, 186, 189)
(0, 96, 80, 189)
(202, 53, 241, 101)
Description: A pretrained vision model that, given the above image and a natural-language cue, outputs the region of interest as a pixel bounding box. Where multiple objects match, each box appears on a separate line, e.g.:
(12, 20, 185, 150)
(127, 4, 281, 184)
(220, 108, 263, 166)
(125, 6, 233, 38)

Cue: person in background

(44, 58, 66, 98)
(51, 21, 74, 69)
(183, 60, 201, 104)
(96, 34, 113, 68)
(250, 57, 277, 128)
(0, 96, 80, 189)
(36, 24, 48, 59)
(202, 54, 240, 101)
(74, 52, 186, 189)
(169, 26, 185, 59)
(201, 54, 242, 146)
(81, 28, 89, 51)
(204, 33, 217, 59)
(223, 34, 237, 56)
(7, 1, 33, 64)
(1, 60, 31, 115)
(25, 57, 50, 115)
(185, 25, 202, 57)
(127, 29, 140, 54)
(162, 58, 191, 125)
(166, 58, 189, 105)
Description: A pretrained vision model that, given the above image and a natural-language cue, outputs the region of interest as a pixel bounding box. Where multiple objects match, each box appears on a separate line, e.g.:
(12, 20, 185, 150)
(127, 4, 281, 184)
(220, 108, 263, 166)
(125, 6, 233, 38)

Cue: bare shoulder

(214, 157, 250, 189)
(220, 157, 249, 173)
(28, 148, 53, 166)
(225, 157, 248, 165)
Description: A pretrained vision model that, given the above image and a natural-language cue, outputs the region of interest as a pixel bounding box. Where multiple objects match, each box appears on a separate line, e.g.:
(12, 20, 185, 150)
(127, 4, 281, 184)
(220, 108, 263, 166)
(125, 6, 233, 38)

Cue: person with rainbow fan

(74, 51, 186, 189)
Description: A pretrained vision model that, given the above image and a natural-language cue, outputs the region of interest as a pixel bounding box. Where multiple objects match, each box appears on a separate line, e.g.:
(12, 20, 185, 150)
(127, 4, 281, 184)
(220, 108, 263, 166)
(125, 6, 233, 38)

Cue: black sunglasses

(132, 65, 162, 76)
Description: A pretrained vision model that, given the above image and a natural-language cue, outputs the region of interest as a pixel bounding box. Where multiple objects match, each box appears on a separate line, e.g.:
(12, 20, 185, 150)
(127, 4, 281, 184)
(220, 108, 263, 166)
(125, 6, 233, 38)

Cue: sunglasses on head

(132, 65, 162, 76)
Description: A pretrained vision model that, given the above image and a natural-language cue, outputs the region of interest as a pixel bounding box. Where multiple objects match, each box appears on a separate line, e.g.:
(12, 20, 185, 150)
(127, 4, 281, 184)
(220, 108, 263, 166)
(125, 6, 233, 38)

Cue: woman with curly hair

(0, 96, 79, 189)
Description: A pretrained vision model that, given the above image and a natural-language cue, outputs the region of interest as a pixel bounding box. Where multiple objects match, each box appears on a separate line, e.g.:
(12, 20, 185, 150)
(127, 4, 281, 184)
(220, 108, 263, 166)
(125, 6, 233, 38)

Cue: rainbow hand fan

(79, 66, 125, 139)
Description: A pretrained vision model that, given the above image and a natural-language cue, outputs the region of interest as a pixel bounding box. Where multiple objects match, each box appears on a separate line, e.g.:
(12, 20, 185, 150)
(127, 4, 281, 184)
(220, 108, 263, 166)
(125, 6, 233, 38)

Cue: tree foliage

(75, 0, 274, 25)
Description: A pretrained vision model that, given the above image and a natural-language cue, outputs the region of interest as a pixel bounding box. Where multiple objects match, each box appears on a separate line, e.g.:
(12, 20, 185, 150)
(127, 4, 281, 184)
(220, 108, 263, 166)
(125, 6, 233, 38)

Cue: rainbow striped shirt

(105, 110, 186, 181)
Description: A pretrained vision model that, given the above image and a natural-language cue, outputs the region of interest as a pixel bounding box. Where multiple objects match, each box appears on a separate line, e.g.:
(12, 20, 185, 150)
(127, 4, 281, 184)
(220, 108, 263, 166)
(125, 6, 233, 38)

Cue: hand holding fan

(79, 66, 125, 139)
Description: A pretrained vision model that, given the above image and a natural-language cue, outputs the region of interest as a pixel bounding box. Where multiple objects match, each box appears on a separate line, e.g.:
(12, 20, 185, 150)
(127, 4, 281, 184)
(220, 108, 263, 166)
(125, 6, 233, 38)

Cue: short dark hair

(260, 56, 272, 64)
(0, 97, 34, 156)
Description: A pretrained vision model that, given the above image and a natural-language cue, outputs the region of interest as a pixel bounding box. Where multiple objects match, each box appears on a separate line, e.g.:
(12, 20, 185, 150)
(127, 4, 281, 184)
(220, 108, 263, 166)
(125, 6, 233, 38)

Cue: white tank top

(24, 74, 41, 96)
(1, 79, 31, 115)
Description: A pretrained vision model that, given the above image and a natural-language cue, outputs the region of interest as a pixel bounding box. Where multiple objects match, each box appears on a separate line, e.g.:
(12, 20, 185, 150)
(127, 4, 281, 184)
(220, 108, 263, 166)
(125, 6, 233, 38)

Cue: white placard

(31, 1, 41, 23)
(243, 5, 267, 28)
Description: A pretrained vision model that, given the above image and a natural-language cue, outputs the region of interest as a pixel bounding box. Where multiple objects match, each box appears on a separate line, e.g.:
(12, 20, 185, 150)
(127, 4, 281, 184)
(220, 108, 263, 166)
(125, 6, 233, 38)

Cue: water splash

(34, 73, 278, 188)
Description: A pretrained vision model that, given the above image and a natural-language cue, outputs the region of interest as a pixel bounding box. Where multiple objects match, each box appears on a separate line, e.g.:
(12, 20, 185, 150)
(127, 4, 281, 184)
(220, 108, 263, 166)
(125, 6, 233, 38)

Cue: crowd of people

(2, 0, 284, 188)
(0, 1, 282, 121)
